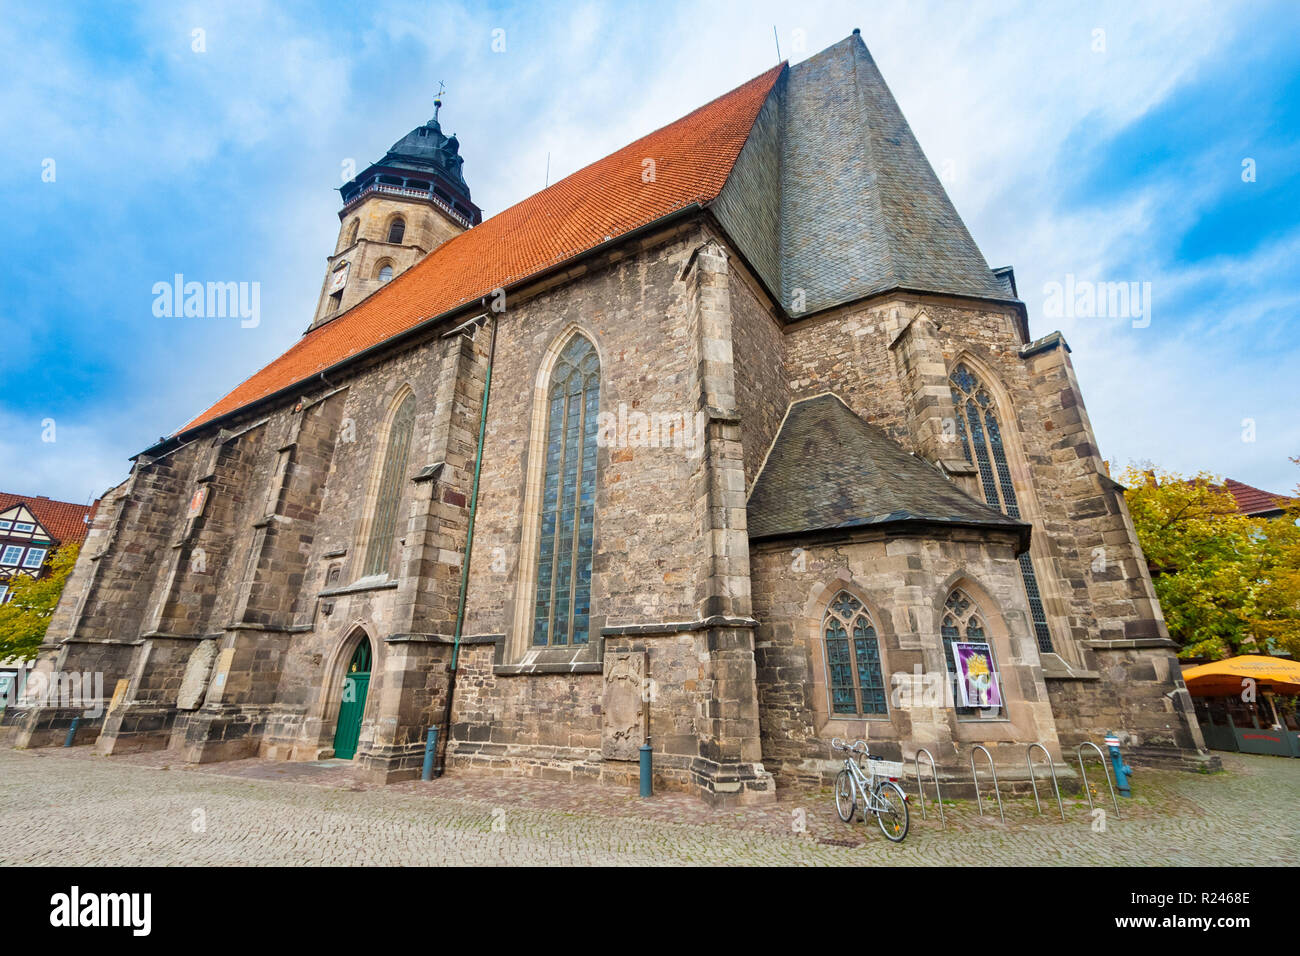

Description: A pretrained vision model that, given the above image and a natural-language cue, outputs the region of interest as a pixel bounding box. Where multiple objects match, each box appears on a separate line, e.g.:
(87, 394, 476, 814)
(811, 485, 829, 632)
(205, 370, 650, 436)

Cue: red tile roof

(1222, 478, 1292, 516)
(0, 493, 98, 546)
(179, 63, 785, 434)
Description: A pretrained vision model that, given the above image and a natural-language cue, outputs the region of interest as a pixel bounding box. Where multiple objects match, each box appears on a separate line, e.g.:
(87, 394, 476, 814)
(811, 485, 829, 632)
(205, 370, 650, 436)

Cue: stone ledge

(385, 632, 498, 645)
(319, 577, 399, 598)
(492, 661, 604, 676)
(1084, 638, 1179, 651)
(600, 616, 759, 637)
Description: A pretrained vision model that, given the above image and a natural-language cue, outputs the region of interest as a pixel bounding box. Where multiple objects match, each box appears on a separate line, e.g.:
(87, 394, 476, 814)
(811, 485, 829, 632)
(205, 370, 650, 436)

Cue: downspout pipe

(435, 305, 498, 775)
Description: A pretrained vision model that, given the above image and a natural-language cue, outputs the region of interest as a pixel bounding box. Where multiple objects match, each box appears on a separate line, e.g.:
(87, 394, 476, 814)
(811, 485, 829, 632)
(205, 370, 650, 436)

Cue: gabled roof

(0, 493, 97, 546)
(178, 63, 785, 434)
(746, 394, 1028, 549)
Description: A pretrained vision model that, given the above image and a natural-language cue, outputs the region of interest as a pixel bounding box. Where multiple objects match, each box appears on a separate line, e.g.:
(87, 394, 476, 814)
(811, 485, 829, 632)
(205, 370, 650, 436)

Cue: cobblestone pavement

(0, 746, 1295, 865)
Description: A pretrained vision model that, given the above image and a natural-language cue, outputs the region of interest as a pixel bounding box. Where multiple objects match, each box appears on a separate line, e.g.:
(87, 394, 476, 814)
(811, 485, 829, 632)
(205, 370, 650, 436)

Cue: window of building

(0, 521, 11, 530)
(532, 335, 600, 647)
(949, 363, 1054, 652)
(13, 522, 34, 533)
(386, 217, 406, 244)
(0, 584, 8, 603)
(361, 392, 416, 578)
(22, 548, 46, 569)
(940, 588, 1005, 719)
(822, 591, 888, 717)
(344, 219, 359, 247)
(376, 262, 394, 283)
(1, 546, 23, 566)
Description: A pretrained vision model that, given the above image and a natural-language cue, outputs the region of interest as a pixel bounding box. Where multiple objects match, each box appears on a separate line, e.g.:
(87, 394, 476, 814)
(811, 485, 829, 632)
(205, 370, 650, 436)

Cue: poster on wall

(953, 642, 1002, 708)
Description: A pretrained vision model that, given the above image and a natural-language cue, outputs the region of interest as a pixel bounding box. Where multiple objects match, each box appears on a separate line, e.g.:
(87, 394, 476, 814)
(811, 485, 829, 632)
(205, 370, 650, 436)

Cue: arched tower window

(941, 588, 1004, 718)
(375, 261, 394, 283)
(822, 591, 887, 717)
(386, 216, 406, 244)
(362, 392, 416, 577)
(344, 219, 359, 247)
(949, 363, 1054, 652)
(531, 335, 600, 647)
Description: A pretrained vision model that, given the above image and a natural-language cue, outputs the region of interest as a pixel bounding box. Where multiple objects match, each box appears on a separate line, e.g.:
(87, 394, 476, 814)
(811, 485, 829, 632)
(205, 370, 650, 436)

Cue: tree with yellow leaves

(1121, 463, 1300, 660)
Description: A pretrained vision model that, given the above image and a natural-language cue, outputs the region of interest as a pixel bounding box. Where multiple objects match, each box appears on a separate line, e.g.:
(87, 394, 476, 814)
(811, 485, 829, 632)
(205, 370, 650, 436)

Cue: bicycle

(831, 738, 910, 842)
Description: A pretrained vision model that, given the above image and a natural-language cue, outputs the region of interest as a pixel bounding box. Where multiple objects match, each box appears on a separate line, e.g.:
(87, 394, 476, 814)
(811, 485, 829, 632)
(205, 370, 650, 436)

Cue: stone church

(10, 33, 1212, 803)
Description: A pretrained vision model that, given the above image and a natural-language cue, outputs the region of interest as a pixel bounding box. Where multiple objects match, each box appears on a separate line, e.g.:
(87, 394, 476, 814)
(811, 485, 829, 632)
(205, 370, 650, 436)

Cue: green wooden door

(333, 638, 372, 760)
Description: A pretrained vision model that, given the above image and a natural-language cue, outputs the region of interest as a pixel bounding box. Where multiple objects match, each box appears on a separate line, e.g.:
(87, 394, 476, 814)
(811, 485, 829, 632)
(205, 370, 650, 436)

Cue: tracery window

(362, 392, 415, 577)
(822, 591, 888, 717)
(531, 335, 600, 647)
(386, 217, 406, 244)
(940, 588, 1004, 718)
(949, 363, 1054, 652)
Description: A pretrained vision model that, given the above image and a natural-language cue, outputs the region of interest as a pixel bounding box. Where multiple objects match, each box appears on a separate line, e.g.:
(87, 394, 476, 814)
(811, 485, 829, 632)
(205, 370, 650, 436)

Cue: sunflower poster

(953, 642, 1001, 708)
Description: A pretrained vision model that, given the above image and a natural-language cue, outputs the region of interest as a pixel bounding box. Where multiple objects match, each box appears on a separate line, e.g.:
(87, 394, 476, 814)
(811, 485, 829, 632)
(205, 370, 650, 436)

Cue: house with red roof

(1219, 478, 1293, 519)
(8, 32, 1214, 792)
(0, 493, 97, 604)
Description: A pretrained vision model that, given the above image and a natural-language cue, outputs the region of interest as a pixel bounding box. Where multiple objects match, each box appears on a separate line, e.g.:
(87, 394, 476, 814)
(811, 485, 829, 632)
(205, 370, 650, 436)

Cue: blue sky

(1, 0, 1297, 506)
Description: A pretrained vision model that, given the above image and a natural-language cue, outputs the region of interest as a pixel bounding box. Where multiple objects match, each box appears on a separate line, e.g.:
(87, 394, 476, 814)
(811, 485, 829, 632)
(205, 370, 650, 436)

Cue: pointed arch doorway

(332, 636, 372, 759)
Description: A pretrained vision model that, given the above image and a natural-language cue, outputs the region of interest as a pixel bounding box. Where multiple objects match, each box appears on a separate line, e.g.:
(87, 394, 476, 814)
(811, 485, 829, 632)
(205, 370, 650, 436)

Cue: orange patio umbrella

(1181, 655, 1300, 697)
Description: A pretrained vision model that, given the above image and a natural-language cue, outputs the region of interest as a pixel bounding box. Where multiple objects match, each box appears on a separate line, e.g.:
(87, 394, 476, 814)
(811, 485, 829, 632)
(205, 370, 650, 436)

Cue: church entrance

(332, 637, 372, 760)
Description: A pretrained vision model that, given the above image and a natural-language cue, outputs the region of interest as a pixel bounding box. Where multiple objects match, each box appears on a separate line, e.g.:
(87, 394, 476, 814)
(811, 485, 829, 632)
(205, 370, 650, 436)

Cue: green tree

(0, 543, 79, 662)
(1121, 463, 1300, 660)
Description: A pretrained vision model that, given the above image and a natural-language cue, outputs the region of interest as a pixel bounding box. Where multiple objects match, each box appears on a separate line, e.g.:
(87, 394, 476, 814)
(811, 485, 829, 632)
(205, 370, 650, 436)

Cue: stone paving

(0, 746, 1295, 865)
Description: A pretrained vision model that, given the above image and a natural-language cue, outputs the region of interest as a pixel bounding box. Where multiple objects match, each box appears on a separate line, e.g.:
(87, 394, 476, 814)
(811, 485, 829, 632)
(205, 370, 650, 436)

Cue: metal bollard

(63, 717, 80, 748)
(421, 727, 439, 781)
(639, 743, 653, 797)
(1105, 732, 1133, 797)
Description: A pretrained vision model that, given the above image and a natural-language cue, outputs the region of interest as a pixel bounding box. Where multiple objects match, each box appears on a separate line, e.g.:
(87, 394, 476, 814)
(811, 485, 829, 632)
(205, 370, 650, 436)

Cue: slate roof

(716, 33, 1015, 314)
(0, 493, 98, 546)
(746, 394, 1029, 550)
(177, 64, 784, 434)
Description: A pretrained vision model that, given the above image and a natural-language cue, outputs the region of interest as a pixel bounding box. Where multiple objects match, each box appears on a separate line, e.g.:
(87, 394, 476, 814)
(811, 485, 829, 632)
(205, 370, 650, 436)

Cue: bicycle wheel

(874, 780, 910, 842)
(834, 769, 857, 823)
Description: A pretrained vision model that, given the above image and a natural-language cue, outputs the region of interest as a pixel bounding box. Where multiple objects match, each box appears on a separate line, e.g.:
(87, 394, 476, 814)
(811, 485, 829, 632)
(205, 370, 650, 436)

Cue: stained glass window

(362, 392, 416, 577)
(822, 591, 888, 717)
(532, 335, 600, 646)
(949, 364, 1054, 652)
(941, 588, 1004, 718)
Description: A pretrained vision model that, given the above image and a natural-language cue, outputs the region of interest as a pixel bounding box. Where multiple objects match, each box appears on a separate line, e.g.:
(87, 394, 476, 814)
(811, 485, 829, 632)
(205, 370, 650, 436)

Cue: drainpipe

(436, 306, 498, 775)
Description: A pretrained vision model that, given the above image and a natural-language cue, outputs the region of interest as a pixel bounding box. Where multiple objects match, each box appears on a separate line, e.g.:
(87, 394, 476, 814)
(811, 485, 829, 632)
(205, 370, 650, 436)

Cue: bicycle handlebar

(830, 737, 869, 755)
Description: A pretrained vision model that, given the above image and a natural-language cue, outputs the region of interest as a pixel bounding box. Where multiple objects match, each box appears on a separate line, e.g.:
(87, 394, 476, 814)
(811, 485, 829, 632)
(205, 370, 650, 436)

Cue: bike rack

(1026, 742, 1065, 821)
(969, 744, 1004, 824)
(1076, 741, 1121, 819)
(913, 748, 945, 830)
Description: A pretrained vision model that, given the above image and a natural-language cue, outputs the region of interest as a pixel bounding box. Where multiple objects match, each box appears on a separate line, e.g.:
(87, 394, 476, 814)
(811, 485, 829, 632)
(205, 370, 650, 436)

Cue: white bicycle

(831, 738, 910, 843)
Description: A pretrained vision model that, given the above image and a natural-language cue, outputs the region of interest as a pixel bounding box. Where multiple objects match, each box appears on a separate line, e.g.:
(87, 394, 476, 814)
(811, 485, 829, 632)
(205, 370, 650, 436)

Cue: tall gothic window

(949, 363, 1054, 652)
(532, 335, 600, 646)
(362, 392, 415, 577)
(386, 216, 406, 244)
(940, 588, 1004, 718)
(822, 592, 888, 717)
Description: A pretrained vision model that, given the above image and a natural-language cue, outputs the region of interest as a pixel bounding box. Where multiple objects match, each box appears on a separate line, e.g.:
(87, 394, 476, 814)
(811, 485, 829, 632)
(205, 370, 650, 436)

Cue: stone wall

(750, 527, 1060, 787)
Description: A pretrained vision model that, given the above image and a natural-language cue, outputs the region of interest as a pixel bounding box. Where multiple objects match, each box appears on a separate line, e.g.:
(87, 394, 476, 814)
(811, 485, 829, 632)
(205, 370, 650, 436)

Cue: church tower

(311, 96, 482, 330)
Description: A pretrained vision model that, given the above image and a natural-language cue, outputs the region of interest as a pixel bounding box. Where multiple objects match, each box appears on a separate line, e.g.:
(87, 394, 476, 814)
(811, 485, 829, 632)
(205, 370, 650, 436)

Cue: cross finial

(434, 80, 447, 122)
